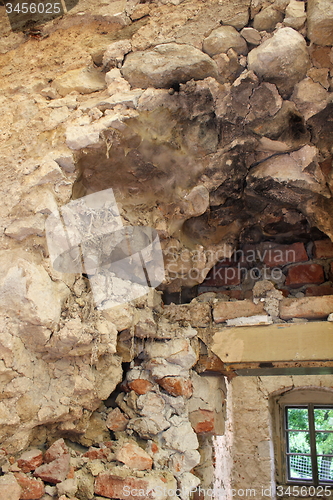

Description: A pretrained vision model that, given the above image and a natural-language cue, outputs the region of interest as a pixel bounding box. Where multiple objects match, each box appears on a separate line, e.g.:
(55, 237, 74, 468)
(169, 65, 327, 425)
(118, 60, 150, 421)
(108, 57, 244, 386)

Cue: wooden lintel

(211, 321, 333, 365)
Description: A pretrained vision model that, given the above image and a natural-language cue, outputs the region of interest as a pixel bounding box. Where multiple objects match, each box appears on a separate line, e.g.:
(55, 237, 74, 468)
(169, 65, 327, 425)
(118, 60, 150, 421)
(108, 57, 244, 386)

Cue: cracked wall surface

(1, 0, 333, 499)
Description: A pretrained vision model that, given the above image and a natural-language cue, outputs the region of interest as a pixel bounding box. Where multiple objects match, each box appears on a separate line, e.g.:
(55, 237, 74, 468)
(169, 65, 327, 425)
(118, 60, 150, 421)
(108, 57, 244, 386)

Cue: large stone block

(307, 0, 333, 46)
(248, 27, 310, 97)
(203, 26, 248, 57)
(121, 43, 218, 89)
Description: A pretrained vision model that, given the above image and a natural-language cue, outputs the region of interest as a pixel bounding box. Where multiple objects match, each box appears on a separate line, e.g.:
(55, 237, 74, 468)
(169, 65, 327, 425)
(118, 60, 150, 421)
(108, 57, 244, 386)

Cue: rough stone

(280, 295, 333, 319)
(284, 0, 307, 30)
(202, 26, 248, 57)
(248, 27, 310, 97)
(162, 417, 199, 452)
(213, 50, 243, 84)
(106, 408, 129, 432)
(115, 442, 153, 470)
(33, 454, 70, 484)
(213, 300, 265, 323)
(168, 450, 201, 476)
(248, 145, 329, 200)
(44, 439, 68, 464)
(144, 339, 198, 369)
(0, 253, 68, 328)
(253, 6, 284, 31)
(189, 409, 218, 434)
(128, 379, 154, 395)
(247, 82, 283, 121)
(240, 27, 261, 46)
(18, 449, 43, 473)
(53, 67, 106, 97)
(4, 214, 45, 241)
(307, 0, 333, 46)
(157, 377, 193, 398)
(14, 472, 45, 500)
(94, 471, 177, 500)
(291, 77, 331, 121)
(56, 477, 78, 498)
(162, 302, 211, 328)
(121, 43, 218, 89)
(128, 415, 170, 438)
(136, 392, 166, 416)
(102, 40, 132, 69)
(0, 473, 22, 500)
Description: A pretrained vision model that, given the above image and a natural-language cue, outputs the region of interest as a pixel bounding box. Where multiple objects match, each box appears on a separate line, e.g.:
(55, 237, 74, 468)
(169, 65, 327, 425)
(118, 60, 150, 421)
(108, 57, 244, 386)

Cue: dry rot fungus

(1, 0, 333, 499)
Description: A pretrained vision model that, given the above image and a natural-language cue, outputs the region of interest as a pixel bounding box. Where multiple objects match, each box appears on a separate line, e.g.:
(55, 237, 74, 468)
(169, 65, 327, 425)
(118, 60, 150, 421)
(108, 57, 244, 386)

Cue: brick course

(285, 263, 324, 287)
(313, 239, 333, 259)
(280, 295, 333, 320)
(213, 300, 265, 323)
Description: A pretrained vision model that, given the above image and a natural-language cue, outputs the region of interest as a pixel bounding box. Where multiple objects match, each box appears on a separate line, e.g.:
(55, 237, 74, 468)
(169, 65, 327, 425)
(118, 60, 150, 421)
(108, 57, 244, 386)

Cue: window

(273, 389, 333, 487)
(285, 405, 333, 484)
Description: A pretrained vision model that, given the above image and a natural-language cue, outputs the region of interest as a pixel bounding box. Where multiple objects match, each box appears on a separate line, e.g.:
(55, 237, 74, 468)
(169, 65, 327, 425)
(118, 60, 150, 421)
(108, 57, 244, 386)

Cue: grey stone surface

(253, 6, 284, 31)
(121, 43, 218, 89)
(203, 26, 248, 57)
(307, 0, 333, 46)
(247, 27, 310, 97)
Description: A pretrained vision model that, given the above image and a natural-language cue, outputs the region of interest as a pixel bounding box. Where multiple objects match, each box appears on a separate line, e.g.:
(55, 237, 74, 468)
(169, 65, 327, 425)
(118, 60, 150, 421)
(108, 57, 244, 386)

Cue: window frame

(273, 389, 333, 487)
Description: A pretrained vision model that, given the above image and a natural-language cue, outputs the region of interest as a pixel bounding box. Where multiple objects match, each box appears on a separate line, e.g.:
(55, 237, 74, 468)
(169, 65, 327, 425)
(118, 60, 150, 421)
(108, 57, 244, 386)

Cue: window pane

(287, 408, 309, 430)
(316, 431, 333, 455)
(288, 431, 311, 454)
(289, 455, 313, 480)
(317, 456, 333, 482)
(314, 408, 333, 431)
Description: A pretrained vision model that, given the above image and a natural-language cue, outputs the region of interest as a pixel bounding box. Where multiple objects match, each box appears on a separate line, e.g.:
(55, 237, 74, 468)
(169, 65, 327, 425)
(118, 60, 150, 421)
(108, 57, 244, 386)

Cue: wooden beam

(211, 321, 333, 364)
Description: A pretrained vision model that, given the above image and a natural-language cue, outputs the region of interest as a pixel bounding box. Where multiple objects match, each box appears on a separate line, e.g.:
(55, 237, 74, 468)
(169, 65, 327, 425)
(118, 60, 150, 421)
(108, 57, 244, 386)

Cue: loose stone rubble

(1, 0, 333, 498)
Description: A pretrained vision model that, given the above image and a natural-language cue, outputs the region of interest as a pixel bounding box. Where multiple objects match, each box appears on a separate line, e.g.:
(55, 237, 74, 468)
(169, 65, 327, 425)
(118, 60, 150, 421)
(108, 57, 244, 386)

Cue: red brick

(17, 450, 43, 473)
(213, 299, 265, 323)
(33, 453, 70, 484)
(204, 265, 241, 286)
(313, 239, 333, 259)
(190, 410, 216, 434)
(262, 242, 308, 267)
(128, 379, 153, 395)
(157, 377, 193, 398)
(285, 263, 324, 288)
(305, 284, 333, 296)
(239, 242, 308, 268)
(115, 442, 152, 471)
(280, 295, 333, 320)
(94, 473, 150, 499)
(14, 473, 44, 500)
(44, 439, 68, 464)
(82, 447, 110, 460)
(106, 408, 129, 432)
